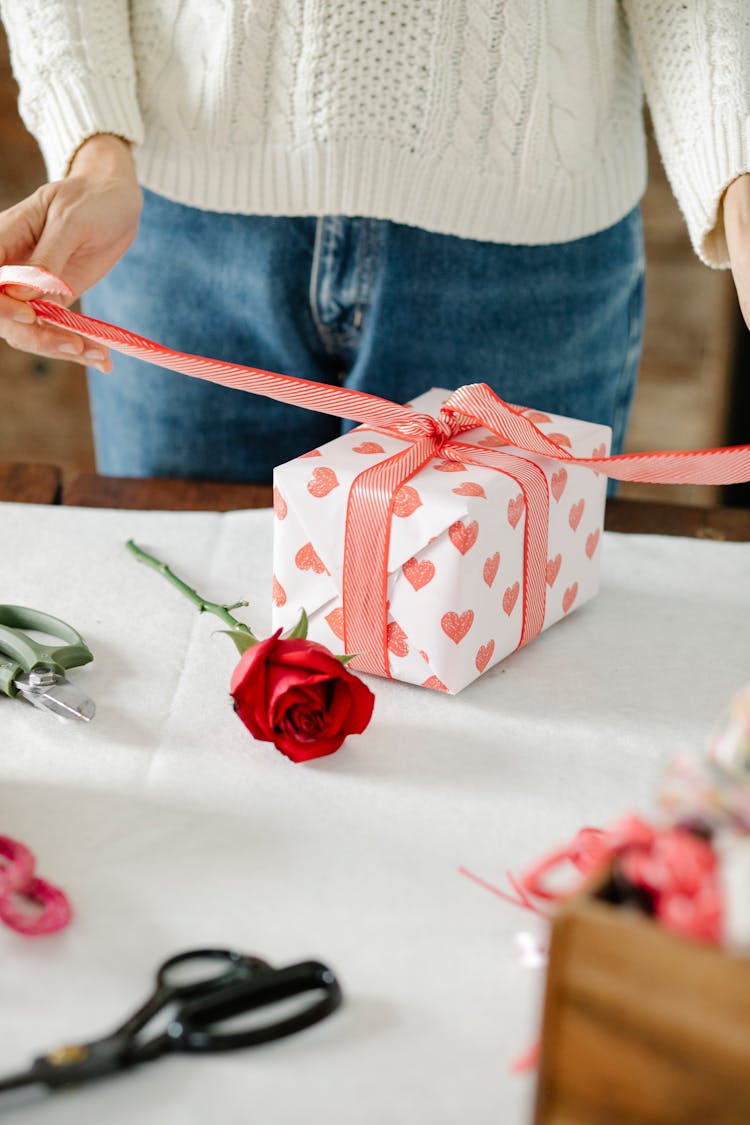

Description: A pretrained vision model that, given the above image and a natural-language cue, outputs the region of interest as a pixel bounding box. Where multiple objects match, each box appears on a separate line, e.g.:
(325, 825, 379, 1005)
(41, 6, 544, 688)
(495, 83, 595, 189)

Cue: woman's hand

(724, 172, 750, 333)
(0, 134, 142, 372)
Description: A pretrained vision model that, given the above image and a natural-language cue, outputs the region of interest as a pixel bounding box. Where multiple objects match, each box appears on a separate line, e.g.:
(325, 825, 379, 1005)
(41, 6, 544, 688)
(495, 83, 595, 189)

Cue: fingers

(0, 188, 47, 269)
(727, 235, 750, 333)
(29, 222, 81, 296)
(0, 295, 111, 372)
(0, 289, 37, 326)
(0, 188, 79, 348)
(0, 175, 136, 369)
(0, 184, 77, 286)
(723, 174, 750, 331)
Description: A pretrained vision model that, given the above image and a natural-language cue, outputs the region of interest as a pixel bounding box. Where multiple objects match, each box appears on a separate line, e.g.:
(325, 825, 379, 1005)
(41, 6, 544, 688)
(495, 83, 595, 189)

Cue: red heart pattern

(423, 674, 449, 692)
(307, 466, 339, 498)
(272, 486, 287, 520)
(449, 519, 478, 555)
(271, 575, 286, 606)
(387, 621, 409, 657)
(393, 485, 422, 518)
(545, 554, 561, 587)
(502, 582, 520, 616)
(475, 640, 495, 673)
(295, 542, 327, 574)
(547, 432, 572, 448)
(507, 495, 524, 529)
(300, 449, 322, 458)
(325, 607, 345, 639)
(452, 482, 486, 498)
(523, 410, 551, 424)
(353, 441, 385, 454)
(585, 529, 600, 558)
(478, 435, 507, 448)
(569, 499, 585, 531)
(563, 583, 578, 613)
(551, 469, 567, 502)
(403, 556, 435, 591)
(441, 609, 474, 644)
(434, 459, 466, 472)
(483, 552, 500, 587)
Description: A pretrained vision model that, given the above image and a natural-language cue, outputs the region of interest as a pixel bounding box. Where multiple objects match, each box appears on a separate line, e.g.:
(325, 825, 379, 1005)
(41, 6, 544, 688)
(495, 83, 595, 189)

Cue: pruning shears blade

(14, 672, 96, 723)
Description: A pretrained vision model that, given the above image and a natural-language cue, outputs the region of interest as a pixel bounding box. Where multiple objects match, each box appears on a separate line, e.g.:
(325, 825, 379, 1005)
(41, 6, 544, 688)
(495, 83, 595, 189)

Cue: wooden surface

(63, 473, 274, 512)
(0, 461, 60, 504)
(535, 891, 750, 1125)
(3, 464, 750, 541)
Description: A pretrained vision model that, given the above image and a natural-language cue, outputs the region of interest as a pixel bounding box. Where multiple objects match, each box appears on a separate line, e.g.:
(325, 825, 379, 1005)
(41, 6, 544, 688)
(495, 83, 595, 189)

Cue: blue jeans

(85, 189, 644, 482)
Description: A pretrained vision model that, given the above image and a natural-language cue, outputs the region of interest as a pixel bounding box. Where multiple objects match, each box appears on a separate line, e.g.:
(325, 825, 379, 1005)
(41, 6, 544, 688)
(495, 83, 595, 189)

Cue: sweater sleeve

(623, 0, 750, 268)
(0, 0, 144, 182)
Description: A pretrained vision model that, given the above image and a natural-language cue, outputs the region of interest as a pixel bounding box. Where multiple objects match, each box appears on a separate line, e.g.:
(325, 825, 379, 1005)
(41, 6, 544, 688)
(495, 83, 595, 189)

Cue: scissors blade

(0, 1068, 39, 1093)
(14, 672, 96, 722)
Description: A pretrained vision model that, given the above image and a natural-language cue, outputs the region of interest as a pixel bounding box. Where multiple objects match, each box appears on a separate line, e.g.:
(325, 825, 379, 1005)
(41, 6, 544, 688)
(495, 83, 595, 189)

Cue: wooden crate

(534, 881, 750, 1125)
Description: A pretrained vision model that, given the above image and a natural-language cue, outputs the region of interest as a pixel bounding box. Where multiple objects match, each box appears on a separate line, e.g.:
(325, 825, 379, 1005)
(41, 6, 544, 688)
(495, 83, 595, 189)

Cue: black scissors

(0, 948, 342, 1102)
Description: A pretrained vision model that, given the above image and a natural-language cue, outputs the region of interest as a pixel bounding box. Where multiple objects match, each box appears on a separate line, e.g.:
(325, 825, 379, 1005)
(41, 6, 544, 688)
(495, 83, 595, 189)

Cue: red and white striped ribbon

(2, 265, 749, 680)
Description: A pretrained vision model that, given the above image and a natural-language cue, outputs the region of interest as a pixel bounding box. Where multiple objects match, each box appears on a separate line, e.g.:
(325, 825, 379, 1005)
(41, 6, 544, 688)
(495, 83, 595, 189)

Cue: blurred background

(0, 24, 748, 507)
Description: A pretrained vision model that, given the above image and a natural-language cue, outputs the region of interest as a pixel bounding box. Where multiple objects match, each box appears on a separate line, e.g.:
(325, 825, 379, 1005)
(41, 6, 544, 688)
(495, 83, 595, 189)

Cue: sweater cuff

(670, 113, 750, 269)
(19, 71, 145, 183)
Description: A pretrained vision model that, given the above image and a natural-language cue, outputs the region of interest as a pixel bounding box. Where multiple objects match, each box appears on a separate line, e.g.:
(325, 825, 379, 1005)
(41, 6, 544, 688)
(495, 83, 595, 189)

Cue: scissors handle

(165, 959, 343, 1054)
(0, 605, 92, 697)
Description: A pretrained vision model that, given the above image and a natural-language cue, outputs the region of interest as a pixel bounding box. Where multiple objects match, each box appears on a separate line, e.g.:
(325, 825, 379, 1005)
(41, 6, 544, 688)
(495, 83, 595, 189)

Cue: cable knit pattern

(623, 0, 750, 265)
(1, 1, 748, 265)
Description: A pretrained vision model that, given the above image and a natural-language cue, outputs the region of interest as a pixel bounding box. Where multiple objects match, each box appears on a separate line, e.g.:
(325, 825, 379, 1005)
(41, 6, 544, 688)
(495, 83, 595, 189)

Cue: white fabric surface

(0, 501, 748, 1124)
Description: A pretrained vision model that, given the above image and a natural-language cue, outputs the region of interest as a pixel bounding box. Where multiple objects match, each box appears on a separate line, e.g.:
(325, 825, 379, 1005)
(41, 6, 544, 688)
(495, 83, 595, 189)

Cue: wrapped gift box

(534, 875, 750, 1125)
(272, 388, 610, 693)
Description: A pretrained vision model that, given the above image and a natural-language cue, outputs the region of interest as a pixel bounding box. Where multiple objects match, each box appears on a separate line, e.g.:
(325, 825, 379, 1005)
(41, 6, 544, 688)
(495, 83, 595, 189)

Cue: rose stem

(126, 538, 256, 638)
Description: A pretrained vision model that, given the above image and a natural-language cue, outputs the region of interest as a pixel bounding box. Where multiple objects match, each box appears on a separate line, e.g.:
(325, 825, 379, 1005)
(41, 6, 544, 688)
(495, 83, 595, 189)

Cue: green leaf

(284, 608, 309, 640)
(337, 653, 358, 665)
(217, 629, 258, 655)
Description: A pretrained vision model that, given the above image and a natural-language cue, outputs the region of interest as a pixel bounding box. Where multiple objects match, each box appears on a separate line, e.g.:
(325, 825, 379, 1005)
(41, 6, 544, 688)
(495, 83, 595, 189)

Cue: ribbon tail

(442, 384, 750, 487)
(30, 298, 428, 433)
(575, 447, 750, 487)
(0, 266, 429, 435)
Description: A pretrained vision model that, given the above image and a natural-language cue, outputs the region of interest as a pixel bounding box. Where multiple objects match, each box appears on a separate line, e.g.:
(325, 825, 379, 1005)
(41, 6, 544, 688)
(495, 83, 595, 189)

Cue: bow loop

(442, 383, 575, 460)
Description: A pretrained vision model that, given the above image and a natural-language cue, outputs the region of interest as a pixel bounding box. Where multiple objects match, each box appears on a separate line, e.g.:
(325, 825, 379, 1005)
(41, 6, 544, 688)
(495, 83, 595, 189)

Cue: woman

(0, 1, 748, 481)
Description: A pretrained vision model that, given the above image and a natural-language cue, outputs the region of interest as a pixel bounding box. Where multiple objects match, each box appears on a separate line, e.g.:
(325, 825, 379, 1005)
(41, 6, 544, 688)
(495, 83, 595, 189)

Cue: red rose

(230, 629, 375, 762)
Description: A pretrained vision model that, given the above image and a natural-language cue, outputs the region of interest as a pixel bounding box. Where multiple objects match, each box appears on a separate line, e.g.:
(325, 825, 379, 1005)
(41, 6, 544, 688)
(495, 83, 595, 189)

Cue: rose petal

(231, 633, 374, 761)
(270, 682, 328, 728)
(274, 729, 347, 762)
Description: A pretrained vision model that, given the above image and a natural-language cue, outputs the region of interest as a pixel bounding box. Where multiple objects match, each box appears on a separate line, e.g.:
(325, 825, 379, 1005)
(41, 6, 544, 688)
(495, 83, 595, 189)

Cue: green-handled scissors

(0, 605, 95, 722)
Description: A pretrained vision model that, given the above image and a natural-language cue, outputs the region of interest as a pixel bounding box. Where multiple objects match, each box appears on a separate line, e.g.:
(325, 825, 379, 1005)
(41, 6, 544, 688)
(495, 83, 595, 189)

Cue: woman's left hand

(724, 173, 750, 331)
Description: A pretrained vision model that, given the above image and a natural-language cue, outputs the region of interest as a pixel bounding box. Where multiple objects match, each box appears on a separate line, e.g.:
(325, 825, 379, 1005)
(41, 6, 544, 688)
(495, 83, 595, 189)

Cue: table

(1, 465, 749, 1124)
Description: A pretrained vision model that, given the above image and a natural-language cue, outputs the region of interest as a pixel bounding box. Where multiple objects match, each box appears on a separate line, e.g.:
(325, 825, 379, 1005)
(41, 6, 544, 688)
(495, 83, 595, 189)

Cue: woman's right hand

(0, 134, 142, 372)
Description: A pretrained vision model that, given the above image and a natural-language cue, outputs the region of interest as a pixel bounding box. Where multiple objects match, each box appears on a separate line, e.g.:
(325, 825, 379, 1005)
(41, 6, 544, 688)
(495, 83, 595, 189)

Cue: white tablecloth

(0, 502, 748, 1124)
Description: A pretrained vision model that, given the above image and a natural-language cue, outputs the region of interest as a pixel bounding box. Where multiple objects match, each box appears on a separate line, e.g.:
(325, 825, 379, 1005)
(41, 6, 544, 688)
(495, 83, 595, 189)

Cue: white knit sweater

(2, 1, 749, 266)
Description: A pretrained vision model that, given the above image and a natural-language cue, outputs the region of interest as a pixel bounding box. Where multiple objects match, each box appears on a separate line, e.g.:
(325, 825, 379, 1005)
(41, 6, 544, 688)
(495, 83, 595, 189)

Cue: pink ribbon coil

(0, 834, 72, 936)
